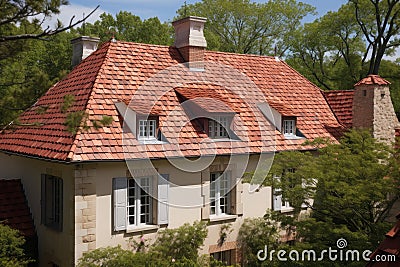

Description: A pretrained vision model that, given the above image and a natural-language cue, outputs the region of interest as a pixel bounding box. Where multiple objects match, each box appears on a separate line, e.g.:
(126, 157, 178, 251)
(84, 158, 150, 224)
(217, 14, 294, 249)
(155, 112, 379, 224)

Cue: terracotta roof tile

(324, 90, 354, 128)
(0, 41, 344, 161)
(0, 179, 36, 237)
(367, 214, 400, 266)
(354, 74, 391, 86)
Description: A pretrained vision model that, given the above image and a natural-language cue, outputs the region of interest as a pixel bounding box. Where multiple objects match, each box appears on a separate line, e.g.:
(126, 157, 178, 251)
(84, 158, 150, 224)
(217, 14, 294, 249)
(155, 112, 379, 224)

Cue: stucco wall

(0, 152, 273, 266)
(0, 152, 75, 266)
(78, 154, 272, 263)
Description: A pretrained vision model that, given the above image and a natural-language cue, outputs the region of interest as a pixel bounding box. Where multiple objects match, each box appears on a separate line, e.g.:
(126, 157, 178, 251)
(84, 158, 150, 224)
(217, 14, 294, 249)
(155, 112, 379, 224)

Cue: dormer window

(138, 119, 157, 140)
(282, 118, 296, 136)
(209, 117, 229, 139)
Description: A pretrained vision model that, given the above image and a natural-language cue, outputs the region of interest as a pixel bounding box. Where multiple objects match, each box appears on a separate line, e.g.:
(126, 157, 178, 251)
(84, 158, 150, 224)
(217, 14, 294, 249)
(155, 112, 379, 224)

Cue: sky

(48, 0, 348, 27)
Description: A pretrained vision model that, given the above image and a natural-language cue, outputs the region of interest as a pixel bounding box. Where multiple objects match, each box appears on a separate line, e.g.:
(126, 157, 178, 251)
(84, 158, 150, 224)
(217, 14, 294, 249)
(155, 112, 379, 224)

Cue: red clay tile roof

(324, 90, 354, 128)
(175, 83, 238, 113)
(0, 41, 344, 161)
(267, 100, 299, 117)
(367, 214, 400, 266)
(354, 74, 391, 86)
(0, 179, 35, 237)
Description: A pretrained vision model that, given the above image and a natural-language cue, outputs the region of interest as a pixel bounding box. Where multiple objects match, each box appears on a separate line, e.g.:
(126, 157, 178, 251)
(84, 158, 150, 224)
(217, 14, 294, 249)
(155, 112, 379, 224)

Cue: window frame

(282, 118, 296, 136)
(211, 249, 235, 265)
(210, 172, 231, 217)
(138, 119, 157, 140)
(208, 116, 230, 139)
(127, 177, 153, 228)
(41, 174, 63, 231)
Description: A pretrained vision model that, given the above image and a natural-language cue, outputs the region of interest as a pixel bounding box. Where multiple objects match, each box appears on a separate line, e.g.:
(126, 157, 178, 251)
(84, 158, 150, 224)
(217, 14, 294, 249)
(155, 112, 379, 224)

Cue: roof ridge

(324, 89, 355, 94)
(66, 42, 113, 161)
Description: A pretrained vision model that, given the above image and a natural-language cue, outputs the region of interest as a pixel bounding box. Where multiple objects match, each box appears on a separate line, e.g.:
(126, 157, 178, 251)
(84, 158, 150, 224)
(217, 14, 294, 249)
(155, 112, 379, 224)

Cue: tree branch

(0, 5, 99, 42)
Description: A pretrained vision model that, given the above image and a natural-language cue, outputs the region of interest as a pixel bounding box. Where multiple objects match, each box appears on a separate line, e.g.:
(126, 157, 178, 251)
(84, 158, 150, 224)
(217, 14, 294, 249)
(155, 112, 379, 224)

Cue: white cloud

(40, 4, 104, 30)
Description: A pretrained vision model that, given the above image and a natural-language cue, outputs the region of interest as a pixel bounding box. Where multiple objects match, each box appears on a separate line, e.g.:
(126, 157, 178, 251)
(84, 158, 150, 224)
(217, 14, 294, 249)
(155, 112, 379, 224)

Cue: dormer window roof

(174, 84, 239, 140)
(258, 101, 304, 140)
(115, 101, 166, 144)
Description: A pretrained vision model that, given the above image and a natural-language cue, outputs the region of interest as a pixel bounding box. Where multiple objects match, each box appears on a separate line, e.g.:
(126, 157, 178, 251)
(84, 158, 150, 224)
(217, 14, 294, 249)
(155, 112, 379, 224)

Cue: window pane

(283, 120, 295, 135)
(209, 118, 229, 138)
(138, 177, 151, 224)
(210, 172, 230, 216)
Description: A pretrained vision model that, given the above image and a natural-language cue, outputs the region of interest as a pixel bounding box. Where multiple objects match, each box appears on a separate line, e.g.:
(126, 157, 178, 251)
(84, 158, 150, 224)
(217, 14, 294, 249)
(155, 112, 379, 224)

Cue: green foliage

(264, 130, 400, 250)
(78, 221, 212, 267)
(0, 30, 77, 127)
(78, 12, 173, 45)
(286, 3, 365, 90)
(349, 0, 400, 74)
(151, 221, 208, 262)
(176, 0, 315, 56)
(287, 0, 400, 96)
(61, 94, 113, 135)
(0, 223, 32, 266)
(237, 212, 280, 266)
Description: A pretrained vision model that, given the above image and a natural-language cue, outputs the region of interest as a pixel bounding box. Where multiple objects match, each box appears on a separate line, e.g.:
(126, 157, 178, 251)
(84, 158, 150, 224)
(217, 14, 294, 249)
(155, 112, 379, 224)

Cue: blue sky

(61, 0, 348, 25)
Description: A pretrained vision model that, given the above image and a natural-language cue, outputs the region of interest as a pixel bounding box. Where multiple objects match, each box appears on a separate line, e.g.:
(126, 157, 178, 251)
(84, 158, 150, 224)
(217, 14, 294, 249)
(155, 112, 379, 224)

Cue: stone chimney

(172, 16, 207, 70)
(70, 36, 100, 68)
(352, 74, 399, 145)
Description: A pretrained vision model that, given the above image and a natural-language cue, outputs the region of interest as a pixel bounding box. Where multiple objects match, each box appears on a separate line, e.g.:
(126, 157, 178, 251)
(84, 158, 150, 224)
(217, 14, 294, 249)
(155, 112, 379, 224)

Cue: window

(283, 119, 296, 136)
(41, 174, 63, 231)
(127, 177, 152, 226)
(209, 117, 229, 138)
(273, 170, 295, 212)
(210, 172, 230, 216)
(113, 174, 169, 231)
(127, 177, 152, 225)
(138, 120, 156, 139)
(211, 249, 235, 265)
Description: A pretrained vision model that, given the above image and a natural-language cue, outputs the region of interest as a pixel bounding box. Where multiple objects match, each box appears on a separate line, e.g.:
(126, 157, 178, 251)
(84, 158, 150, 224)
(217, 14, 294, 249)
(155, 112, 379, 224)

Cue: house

(0, 16, 394, 266)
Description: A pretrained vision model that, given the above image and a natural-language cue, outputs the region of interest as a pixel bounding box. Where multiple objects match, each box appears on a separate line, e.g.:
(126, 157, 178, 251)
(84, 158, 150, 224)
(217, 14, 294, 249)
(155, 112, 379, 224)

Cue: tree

(350, 0, 400, 74)
(78, 11, 173, 45)
(176, 0, 315, 56)
(287, 0, 400, 90)
(287, 3, 365, 90)
(0, 0, 97, 127)
(0, 30, 78, 127)
(237, 212, 280, 266)
(265, 130, 400, 249)
(0, 223, 32, 266)
(0, 0, 98, 42)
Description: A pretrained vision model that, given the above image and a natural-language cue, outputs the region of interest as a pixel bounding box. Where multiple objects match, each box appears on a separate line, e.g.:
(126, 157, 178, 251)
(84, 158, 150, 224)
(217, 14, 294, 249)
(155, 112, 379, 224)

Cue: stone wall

(74, 168, 97, 264)
(373, 85, 398, 145)
(353, 83, 398, 145)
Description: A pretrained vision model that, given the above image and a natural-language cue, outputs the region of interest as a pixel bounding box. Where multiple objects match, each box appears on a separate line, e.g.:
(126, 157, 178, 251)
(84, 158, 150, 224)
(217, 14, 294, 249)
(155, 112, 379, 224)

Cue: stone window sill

(126, 224, 159, 233)
(209, 214, 238, 223)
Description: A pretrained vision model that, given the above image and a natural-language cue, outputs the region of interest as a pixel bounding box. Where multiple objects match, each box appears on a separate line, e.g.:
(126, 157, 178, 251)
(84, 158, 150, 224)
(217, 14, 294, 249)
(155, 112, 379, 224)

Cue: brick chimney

(352, 74, 399, 145)
(70, 36, 100, 68)
(172, 16, 207, 70)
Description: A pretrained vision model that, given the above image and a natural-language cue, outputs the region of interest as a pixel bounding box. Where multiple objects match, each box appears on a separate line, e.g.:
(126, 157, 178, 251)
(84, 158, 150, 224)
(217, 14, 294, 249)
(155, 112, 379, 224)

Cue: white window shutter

(273, 175, 282, 211)
(157, 174, 169, 225)
(201, 170, 210, 220)
(273, 191, 282, 211)
(229, 170, 243, 216)
(113, 177, 127, 231)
